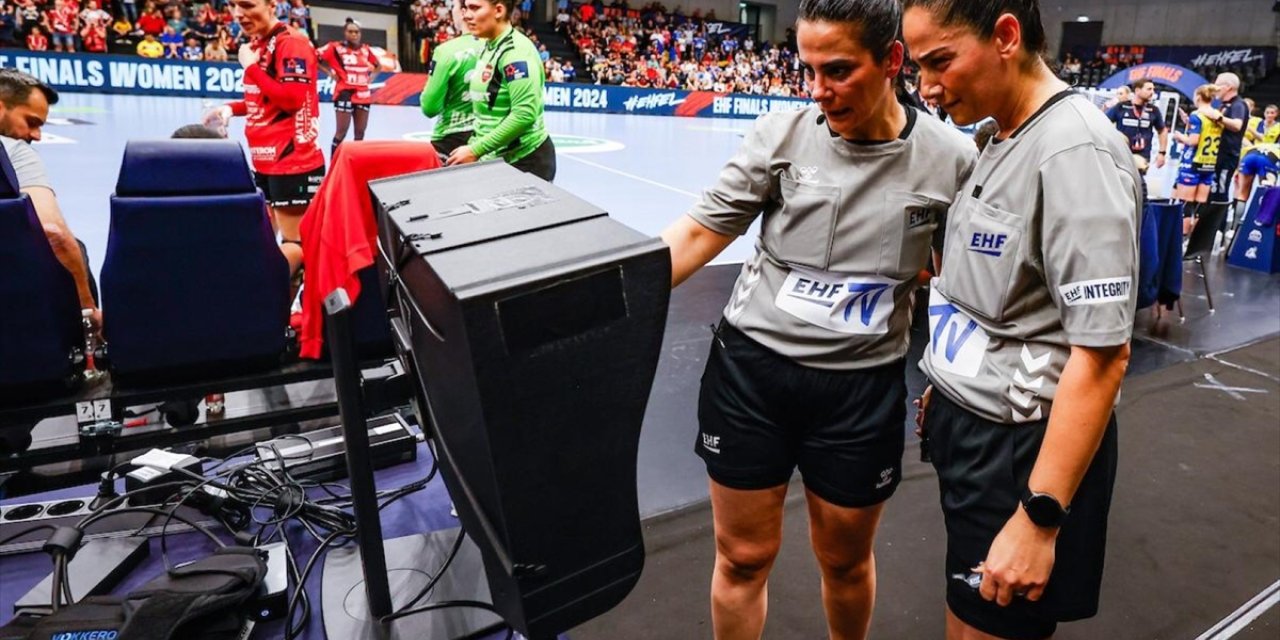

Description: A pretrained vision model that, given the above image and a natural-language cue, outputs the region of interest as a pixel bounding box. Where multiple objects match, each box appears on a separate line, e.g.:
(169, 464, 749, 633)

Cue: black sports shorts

(926, 389, 1118, 640)
(431, 130, 473, 158)
(695, 319, 906, 508)
(333, 89, 371, 113)
(253, 166, 325, 208)
(509, 136, 557, 183)
(1208, 162, 1237, 205)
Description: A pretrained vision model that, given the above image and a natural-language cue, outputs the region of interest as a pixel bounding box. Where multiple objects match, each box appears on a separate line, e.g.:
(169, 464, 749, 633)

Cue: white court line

(1194, 373, 1268, 400)
(1196, 579, 1280, 640)
(560, 153, 700, 199)
(1208, 355, 1280, 384)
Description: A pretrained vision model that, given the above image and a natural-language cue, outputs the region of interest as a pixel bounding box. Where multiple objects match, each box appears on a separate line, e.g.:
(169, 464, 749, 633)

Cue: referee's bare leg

(805, 490, 884, 639)
(709, 481, 787, 639)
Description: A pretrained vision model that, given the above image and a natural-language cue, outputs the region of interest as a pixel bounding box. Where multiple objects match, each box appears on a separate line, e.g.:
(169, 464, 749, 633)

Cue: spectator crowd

(0, 0, 314, 61)
(410, 0, 806, 97)
(558, 1, 806, 96)
(11, 0, 804, 97)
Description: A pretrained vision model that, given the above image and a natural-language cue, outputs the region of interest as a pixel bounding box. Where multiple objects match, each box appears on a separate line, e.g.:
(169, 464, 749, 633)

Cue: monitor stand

(321, 527, 503, 639)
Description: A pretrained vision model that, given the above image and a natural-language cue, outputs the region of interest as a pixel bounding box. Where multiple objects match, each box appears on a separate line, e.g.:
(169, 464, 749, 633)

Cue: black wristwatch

(1021, 489, 1069, 528)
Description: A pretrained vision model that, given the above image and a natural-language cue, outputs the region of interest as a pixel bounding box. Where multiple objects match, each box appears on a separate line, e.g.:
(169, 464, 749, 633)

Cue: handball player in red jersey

(204, 0, 323, 267)
(318, 18, 395, 154)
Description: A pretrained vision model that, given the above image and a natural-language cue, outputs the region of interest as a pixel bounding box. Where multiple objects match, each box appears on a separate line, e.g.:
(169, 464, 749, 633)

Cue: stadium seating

(0, 144, 85, 409)
(99, 139, 291, 383)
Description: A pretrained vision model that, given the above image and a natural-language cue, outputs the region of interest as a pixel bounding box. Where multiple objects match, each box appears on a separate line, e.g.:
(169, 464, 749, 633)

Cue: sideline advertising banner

(0, 50, 810, 119)
(1090, 45, 1276, 71)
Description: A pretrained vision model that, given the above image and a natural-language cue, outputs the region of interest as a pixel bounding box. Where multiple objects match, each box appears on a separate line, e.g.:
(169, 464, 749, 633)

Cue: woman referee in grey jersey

(905, 1, 1140, 639)
(660, 1, 976, 637)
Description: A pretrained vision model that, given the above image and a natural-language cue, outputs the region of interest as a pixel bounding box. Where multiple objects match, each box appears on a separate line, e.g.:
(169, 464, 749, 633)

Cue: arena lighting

(1077, 15, 1091, 22)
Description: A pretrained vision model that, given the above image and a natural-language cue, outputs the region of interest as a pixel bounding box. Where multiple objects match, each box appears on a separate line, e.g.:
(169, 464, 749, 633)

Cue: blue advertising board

(0, 50, 812, 120)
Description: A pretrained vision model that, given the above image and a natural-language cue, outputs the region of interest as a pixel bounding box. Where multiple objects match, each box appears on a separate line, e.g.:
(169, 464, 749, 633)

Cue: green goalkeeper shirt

(420, 34, 483, 140)
(466, 25, 549, 163)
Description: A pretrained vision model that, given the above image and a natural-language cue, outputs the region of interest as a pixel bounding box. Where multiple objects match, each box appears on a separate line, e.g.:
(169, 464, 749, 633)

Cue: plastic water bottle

(205, 393, 225, 416)
(82, 309, 103, 383)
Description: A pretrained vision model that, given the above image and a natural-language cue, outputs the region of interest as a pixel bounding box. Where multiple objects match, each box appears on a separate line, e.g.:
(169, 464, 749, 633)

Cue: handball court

(25, 93, 1280, 639)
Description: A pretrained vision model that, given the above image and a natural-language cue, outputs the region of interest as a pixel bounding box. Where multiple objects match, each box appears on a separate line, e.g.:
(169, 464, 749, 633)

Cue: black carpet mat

(572, 339, 1280, 639)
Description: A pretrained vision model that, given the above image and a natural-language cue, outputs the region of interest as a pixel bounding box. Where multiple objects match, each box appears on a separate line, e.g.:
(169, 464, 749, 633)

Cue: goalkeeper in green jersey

(446, 0, 556, 182)
(420, 0, 483, 156)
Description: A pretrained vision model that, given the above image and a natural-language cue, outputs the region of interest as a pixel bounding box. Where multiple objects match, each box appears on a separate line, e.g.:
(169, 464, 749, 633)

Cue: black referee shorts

(926, 389, 1118, 640)
(253, 166, 325, 208)
(695, 320, 906, 508)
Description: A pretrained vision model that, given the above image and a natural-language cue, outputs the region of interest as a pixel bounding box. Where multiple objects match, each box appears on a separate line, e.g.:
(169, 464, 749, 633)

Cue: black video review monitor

(371, 162, 671, 637)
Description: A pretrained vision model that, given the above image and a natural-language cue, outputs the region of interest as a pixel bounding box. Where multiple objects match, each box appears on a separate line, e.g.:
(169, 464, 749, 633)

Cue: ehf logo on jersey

(907, 207, 933, 229)
(968, 232, 1009, 257)
(504, 61, 529, 81)
(1058, 277, 1131, 307)
(700, 433, 721, 454)
(926, 288, 989, 378)
(775, 268, 898, 335)
(283, 57, 307, 75)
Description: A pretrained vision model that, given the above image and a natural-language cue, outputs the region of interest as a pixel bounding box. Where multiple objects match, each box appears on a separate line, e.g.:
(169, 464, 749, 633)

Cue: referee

(905, 1, 1140, 639)
(662, 1, 975, 636)
(420, 0, 482, 156)
(445, 0, 555, 182)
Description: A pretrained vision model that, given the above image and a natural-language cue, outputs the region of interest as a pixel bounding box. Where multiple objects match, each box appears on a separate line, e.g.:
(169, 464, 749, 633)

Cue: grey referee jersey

(688, 105, 976, 370)
(922, 91, 1141, 425)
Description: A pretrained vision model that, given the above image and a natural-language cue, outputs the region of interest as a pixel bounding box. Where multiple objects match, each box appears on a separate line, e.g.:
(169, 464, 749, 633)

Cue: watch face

(1025, 493, 1065, 527)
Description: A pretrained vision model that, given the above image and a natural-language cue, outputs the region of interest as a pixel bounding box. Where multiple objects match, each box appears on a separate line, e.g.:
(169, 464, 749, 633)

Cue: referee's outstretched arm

(661, 216, 735, 288)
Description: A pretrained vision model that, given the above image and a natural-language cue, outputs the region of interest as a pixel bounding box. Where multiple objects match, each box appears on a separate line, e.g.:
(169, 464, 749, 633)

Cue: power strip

(254, 413, 418, 482)
(0, 498, 215, 557)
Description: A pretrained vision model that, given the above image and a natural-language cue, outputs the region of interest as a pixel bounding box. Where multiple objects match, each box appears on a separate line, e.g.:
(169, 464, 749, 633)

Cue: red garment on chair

(298, 140, 441, 359)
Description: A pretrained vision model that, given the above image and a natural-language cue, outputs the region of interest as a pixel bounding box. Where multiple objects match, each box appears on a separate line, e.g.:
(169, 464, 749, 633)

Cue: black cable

(281, 534, 312, 640)
(0, 523, 57, 547)
(399, 529, 465, 611)
(49, 553, 65, 613)
(59, 554, 74, 607)
(284, 528, 355, 640)
(379, 599, 500, 624)
(75, 505, 225, 552)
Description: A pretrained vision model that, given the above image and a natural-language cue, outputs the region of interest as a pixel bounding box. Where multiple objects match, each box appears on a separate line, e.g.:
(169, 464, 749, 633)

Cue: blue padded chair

(101, 140, 291, 384)
(0, 143, 85, 411)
